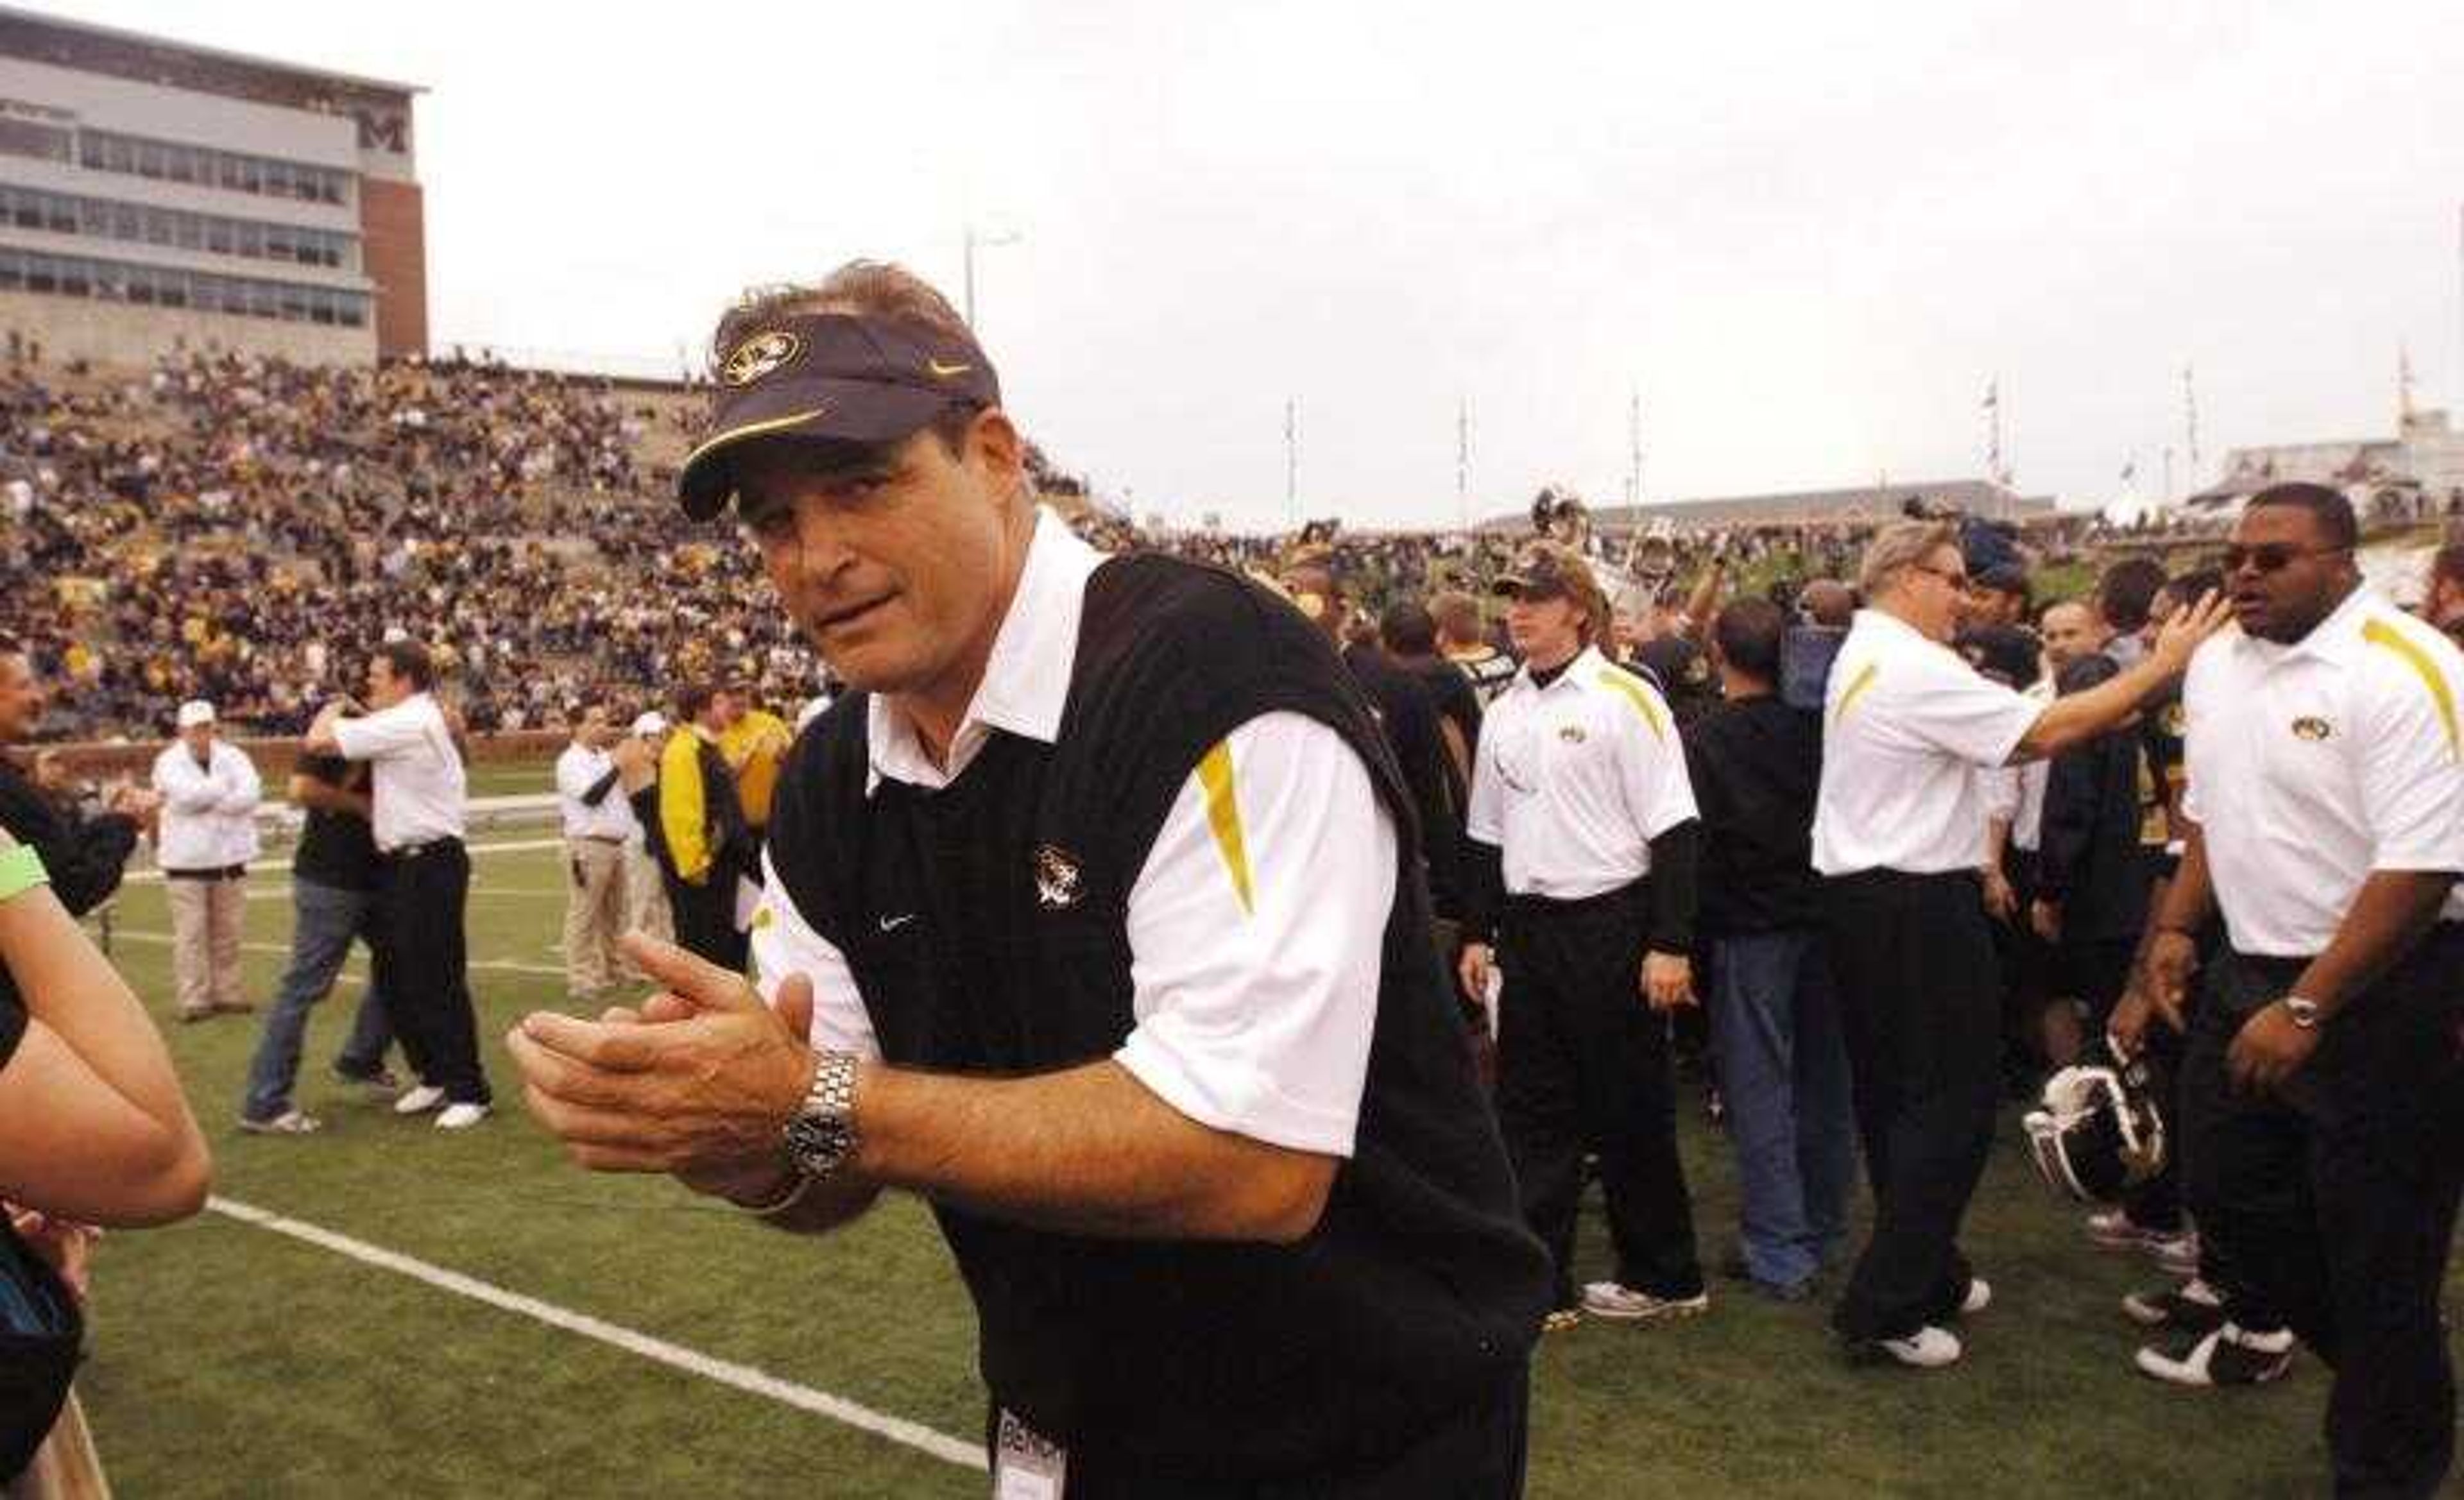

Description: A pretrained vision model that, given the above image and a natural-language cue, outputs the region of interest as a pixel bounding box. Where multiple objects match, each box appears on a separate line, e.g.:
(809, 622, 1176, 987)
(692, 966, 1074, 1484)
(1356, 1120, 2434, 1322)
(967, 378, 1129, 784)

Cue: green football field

(68, 840, 2448, 1497)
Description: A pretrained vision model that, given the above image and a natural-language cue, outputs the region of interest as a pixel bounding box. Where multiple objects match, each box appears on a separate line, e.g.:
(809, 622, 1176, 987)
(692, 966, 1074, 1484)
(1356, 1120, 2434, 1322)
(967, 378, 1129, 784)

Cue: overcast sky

(42, 0, 2464, 530)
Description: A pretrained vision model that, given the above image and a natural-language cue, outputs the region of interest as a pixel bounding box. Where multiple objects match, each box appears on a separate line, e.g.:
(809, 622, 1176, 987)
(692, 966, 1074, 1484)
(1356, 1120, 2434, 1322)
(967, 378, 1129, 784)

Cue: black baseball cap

(675, 312, 1002, 520)
(1491, 542, 1598, 602)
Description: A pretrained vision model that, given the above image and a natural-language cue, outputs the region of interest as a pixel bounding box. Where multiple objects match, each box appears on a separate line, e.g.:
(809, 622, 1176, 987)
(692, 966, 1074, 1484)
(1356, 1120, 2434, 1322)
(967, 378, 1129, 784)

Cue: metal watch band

(2282, 996, 2323, 1030)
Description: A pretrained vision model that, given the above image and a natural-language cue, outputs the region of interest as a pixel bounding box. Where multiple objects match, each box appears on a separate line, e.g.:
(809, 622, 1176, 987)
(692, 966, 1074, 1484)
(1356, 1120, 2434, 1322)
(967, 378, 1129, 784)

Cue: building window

(0, 185, 360, 275)
(0, 247, 370, 332)
(0, 117, 73, 164)
(73, 129, 349, 210)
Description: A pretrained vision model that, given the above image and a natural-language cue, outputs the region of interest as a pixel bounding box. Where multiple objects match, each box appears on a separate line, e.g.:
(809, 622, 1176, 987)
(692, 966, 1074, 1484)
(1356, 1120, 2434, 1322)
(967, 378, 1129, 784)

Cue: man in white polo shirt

(554, 699, 634, 999)
(1814, 520, 2224, 1368)
(1459, 540, 1708, 1332)
(2118, 484, 2464, 1497)
(305, 640, 490, 1130)
(151, 699, 261, 1023)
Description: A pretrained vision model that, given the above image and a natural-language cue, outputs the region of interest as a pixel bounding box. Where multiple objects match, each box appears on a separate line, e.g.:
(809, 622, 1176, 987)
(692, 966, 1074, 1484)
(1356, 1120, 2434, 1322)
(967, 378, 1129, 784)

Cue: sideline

(205, 1195, 987, 1472)
(121, 838, 569, 885)
(107, 928, 567, 978)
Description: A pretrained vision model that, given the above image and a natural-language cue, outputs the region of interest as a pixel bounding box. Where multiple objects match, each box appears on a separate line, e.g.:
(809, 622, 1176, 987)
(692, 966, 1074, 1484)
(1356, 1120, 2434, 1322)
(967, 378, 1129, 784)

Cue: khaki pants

(166, 874, 246, 1016)
(626, 843, 674, 950)
(562, 838, 629, 996)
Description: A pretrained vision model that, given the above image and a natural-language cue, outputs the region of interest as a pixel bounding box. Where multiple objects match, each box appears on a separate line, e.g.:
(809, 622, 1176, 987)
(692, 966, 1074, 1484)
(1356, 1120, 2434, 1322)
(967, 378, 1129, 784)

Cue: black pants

(665, 867, 749, 974)
(1822, 869, 1999, 1343)
(1041, 1369, 1528, 1498)
(1494, 883, 1702, 1308)
(370, 841, 489, 1106)
(2182, 930, 2464, 1500)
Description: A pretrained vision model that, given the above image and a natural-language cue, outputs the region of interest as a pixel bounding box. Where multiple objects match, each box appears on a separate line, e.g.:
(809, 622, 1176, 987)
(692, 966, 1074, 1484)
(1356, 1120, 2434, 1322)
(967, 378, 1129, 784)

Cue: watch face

(785, 1113, 852, 1176)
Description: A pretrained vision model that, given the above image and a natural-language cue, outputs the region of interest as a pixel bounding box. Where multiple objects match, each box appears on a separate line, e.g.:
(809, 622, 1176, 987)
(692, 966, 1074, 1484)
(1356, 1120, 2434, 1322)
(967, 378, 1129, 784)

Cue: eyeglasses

(2219, 543, 2350, 575)
(1912, 563, 1972, 591)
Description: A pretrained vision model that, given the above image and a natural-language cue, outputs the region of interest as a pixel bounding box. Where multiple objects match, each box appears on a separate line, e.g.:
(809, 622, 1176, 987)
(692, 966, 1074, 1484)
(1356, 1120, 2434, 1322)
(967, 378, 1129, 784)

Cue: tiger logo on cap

(721, 329, 803, 388)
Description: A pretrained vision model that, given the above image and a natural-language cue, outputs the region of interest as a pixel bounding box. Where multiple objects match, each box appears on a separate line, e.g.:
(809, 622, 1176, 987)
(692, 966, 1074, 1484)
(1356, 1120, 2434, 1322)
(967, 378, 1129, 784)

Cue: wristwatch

(2280, 996, 2323, 1030)
(782, 1050, 863, 1182)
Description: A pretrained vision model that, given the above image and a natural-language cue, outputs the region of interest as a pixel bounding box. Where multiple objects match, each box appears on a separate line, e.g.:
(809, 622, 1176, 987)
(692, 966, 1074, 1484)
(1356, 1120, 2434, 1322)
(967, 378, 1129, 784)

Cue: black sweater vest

(768, 553, 1548, 1479)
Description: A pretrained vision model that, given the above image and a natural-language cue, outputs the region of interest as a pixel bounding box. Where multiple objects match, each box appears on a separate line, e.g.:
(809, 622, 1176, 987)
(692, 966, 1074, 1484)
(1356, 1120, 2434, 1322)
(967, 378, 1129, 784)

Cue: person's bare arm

(2284, 871, 2458, 1020)
(510, 937, 1337, 1243)
(2012, 593, 2230, 763)
(301, 702, 346, 755)
(0, 833, 211, 1224)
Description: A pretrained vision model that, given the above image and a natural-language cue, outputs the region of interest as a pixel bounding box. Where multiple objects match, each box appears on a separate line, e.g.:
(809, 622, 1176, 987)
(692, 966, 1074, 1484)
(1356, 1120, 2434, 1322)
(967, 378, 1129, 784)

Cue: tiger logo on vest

(1033, 844, 1084, 910)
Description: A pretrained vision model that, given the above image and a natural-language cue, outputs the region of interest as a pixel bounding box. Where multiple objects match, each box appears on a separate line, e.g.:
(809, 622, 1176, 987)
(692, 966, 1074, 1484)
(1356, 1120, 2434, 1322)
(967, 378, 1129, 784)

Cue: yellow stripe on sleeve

(1593, 668, 1667, 740)
(1195, 738, 1255, 914)
(2362, 618, 2461, 760)
(1832, 661, 1880, 726)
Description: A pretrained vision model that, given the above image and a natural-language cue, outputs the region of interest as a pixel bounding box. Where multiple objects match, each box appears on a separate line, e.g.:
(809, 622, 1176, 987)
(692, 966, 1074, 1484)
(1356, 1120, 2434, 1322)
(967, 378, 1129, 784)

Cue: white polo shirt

(751, 507, 1397, 1158)
(1813, 609, 2044, 876)
(554, 741, 636, 842)
(332, 692, 468, 852)
(2181, 587, 2464, 956)
(151, 739, 262, 870)
(1464, 644, 1698, 898)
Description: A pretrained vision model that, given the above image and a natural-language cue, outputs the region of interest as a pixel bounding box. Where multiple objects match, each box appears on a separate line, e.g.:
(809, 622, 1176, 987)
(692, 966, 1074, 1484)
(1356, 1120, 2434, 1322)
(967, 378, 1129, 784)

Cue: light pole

(963, 223, 1021, 330)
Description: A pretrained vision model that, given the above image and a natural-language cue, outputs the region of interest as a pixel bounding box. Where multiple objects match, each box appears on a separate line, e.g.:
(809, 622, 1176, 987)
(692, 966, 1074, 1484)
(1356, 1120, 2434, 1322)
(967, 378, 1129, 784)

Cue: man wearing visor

(509, 261, 1548, 1495)
(1459, 541, 1711, 1333)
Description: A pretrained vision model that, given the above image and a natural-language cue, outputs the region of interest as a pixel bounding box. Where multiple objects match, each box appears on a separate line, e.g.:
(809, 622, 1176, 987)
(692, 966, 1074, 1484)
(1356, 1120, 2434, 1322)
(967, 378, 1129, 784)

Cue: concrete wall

(0, 286, 372, 364)
(0, 55, 359, 171)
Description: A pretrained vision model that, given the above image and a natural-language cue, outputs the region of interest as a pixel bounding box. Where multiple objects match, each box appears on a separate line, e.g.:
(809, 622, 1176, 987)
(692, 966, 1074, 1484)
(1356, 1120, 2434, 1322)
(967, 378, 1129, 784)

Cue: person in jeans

(305, 641, 490, 1131)
(1681, 598, 1853, 1301)
(238, 730, 397, 1134)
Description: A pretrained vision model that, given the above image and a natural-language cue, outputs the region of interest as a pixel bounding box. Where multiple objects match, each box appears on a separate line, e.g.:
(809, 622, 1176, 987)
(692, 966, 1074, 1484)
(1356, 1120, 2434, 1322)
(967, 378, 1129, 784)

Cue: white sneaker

(393, 1084, 447, 1116)
(1580, 1281, 1710, 1322)
(2135, 1322, 2295, 1387)
(1960, 1277, 1993, 1316)
(434, 1102, 490, 1130)
(1874, 1325, 1964, 1369)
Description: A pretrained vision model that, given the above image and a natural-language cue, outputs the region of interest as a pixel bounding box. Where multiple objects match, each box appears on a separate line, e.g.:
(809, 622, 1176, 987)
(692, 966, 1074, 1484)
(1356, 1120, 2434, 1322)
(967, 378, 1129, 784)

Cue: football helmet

(2023, 1043, 2168, 1205)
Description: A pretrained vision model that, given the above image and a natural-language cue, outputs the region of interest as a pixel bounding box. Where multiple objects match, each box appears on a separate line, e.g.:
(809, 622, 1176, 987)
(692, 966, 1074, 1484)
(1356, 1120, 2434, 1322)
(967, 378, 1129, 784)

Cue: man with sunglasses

(510, 262, 1548, 1494)
(1813, 520, 2227, 1369)
(2121, 484, 2464, 1498)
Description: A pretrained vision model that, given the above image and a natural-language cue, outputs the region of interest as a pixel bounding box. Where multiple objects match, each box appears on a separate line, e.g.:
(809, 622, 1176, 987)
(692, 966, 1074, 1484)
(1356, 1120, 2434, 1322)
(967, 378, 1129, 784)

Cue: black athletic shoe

(2135, 1323, 2294, 1387)
(2122, 1278, 2225, 1336)
(332, 1062, 403, 1093)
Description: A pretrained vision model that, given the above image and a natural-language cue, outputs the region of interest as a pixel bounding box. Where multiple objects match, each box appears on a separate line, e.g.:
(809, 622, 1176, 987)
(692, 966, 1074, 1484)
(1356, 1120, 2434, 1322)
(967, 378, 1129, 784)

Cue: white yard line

(122, 839, 569, 886)
(206, 1195, 984, 1472)
(108, 930, 568, 978)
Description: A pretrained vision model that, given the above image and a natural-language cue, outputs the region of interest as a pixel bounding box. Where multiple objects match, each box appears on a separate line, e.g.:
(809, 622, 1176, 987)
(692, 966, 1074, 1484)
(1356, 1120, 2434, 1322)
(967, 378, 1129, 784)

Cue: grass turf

(73, 844, 2446, 1497)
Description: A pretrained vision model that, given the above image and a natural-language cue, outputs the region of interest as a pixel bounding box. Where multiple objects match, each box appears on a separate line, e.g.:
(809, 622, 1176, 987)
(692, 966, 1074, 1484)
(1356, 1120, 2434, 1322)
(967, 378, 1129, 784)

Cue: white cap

(175, 700, 217, 729)
(630, 712, 667, 737)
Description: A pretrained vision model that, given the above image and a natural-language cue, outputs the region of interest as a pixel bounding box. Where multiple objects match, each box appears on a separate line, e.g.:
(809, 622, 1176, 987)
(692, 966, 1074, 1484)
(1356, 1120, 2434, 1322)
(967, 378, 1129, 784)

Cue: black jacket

(0, 758, 139, 918)
(2037, 656, 2159, 944)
